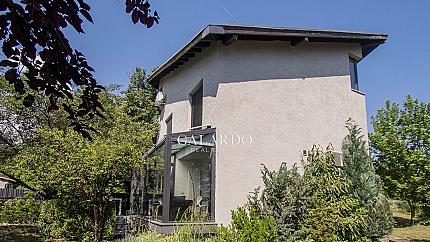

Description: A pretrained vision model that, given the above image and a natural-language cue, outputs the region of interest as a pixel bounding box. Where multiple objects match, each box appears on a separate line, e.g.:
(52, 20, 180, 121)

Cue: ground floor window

(140, 128, 216, 223)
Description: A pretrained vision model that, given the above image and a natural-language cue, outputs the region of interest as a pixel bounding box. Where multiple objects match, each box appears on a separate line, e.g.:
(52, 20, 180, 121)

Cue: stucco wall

(157, 40, 368, 225)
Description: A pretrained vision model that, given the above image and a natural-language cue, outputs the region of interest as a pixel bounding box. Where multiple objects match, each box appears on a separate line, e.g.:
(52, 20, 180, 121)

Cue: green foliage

(249, 147, 370, 241)
(0, 76, 68, 163)
(342, 120, 393, 239)
(370, 96, 430, 224)
(38, 199, 93, 241)
(123, 67, 159, 131)
(218, 207, 279, 242)
(0, 194, 40, 224)
(247, 164, 305, 241)
(296, 147, 368, 242)
(1, 68, 159, 241)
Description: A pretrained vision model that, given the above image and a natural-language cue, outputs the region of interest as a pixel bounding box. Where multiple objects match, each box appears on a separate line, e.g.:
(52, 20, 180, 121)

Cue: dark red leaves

(5, 69, 18, 82)
(0, 59, 18, 67)
(132, 9, 139, 24)
(23, 94, 35, 107)
(80, 9, 93, 23)
(125, 0, 134, 13)
(126, 0, 159, 28)
(1, 0, 158, 140)
(146, 17, 154, 28)
(0, 1, 7, 11)
(77, 0, 91, 11)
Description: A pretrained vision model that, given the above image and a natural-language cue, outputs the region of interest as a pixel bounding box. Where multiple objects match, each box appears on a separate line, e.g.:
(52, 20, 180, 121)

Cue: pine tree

(342, 120, 393, 240)
(296, 146, 368, 242)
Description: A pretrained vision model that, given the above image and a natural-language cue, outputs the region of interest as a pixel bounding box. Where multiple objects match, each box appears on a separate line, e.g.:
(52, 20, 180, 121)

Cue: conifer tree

(342, 120, 393, 239)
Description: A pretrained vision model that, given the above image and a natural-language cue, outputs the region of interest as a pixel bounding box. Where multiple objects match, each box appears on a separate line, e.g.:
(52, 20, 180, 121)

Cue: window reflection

(169, 134, 214, 222)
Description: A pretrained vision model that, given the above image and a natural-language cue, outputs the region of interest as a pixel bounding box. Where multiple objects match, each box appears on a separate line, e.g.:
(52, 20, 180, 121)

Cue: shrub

(0, 194, 40, 224)
(249, 146, 370, 241)
(342, 121, 393, 239)
(294, 147, 368, 242)
(38, 199, 93, 241)
(218, 207, 278, 242)
(247, 164, 305, 241)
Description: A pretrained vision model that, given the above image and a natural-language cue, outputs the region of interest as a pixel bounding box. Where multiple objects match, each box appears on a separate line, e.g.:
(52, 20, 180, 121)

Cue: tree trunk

(93, 202, 107, 242)
(410, 203, 416, 226)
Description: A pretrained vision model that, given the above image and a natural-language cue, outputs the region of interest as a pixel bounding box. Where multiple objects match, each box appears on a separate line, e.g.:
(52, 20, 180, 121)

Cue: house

(131, 24, 387, 233)
(0, 172, 44, 201)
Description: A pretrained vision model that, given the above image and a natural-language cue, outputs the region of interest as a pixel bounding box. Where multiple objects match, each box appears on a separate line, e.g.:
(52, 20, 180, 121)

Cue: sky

(66, 0, 430, 129)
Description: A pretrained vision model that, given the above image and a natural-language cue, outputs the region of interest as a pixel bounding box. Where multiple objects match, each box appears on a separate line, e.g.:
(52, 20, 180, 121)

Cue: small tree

(342, 120, 393, 239)
(297, 147, 367, 242)
(218, 207, 279, 242)
(249, 147, 368, 241)
(247, 164, 305, 241)
(370, 96, 430, 225)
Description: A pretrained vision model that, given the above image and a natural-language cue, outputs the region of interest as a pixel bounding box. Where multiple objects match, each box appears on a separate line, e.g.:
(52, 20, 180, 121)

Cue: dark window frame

(349, 57, 359, 91)
(190, 81, 203, 128)
(161, 128, 216, 223)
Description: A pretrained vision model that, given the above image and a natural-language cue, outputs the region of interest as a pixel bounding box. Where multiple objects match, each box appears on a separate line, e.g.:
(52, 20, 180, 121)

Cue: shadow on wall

(159, 41, 355, 108)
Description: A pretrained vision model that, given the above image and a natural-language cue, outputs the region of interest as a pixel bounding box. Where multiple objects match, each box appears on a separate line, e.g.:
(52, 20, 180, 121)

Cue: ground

(0, 224, 42, 242)
(383, 210, 430, 242)
(1, 210, 429, 241)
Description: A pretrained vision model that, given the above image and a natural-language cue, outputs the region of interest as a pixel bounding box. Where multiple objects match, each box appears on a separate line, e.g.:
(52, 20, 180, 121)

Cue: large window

(141, 128, 215, 223)
(144, 142, 165, 221)
(168, 132, 215, 221)
(191, 83, 203, 128)
(349, 57, 359, 91)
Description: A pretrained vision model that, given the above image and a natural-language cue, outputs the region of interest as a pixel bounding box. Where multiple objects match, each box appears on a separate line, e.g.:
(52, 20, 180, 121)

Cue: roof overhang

(148, 24, 388, 87)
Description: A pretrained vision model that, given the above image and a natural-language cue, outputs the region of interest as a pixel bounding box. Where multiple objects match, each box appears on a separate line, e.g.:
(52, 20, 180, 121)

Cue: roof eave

(148, 25, 387, 86)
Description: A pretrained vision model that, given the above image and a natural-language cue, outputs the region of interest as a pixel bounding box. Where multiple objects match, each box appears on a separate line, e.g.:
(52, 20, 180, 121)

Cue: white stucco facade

(156, 40, 369, 225)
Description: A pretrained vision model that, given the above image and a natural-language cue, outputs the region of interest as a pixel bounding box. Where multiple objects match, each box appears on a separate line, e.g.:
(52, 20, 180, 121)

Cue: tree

(0, 0, 159, 137)
(297, 146, 367, 242)
(248, 147, 368, 241)
(2, 67, 159, 241)
(342, 120, 393, 239)
(123, 67, 159, 129)
(370, 96, 430, 225)
(4, 93, 155, 241)
(0, 75, 69, 163)
(247, 164, 305, 241)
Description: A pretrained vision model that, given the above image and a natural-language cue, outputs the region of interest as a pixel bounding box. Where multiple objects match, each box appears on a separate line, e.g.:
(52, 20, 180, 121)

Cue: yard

(0, 224, 41, 242)
(384, 211, 430, 242)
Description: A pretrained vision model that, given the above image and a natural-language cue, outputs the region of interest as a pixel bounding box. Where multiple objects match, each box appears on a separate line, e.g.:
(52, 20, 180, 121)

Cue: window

(141, 128, 216, 223)
(168, 132, 215, 221)
(190, 83, 203, 128)
(349, 57, 359, 90)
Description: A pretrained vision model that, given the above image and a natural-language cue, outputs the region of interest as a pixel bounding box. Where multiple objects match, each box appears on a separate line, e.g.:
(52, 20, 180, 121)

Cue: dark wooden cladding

(148, 24, 388, 86)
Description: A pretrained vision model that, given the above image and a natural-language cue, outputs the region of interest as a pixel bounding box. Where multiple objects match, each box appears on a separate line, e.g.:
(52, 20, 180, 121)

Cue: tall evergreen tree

(342, 120, 393, 240)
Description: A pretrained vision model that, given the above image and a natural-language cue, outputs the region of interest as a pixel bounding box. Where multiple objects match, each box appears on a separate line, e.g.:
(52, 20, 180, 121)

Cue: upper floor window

(190, 83, 203, 128)
(349, 57, 359, 91)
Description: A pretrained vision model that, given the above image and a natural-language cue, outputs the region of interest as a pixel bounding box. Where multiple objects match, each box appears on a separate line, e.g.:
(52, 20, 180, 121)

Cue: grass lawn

(391, 225, 430, 242)
(389, 210, 430, 242)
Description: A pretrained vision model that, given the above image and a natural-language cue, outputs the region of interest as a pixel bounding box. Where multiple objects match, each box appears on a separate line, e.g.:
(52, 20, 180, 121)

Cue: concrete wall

(157, 40, 368, 225)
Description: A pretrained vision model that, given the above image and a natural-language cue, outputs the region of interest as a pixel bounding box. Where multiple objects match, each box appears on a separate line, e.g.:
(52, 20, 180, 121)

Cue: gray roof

(148, 24, 388, 86)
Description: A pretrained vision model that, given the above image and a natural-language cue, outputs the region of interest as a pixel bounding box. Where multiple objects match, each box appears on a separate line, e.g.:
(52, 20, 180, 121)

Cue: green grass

(389, 209, 430, 242)
(391, 225, 430, 242)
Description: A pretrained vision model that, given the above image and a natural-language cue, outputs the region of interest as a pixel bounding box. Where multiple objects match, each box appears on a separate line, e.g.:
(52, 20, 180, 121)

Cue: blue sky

(66, 0, 430, 128)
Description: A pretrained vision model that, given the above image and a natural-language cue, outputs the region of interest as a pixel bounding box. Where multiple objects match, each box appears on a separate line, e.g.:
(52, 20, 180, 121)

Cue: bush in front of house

(342, 120, 393, 239)
(217, 207, 279, 242)
(248, 146, 371, 241)
(38, 199, 93, 241)
(0, 194, 40, 224)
